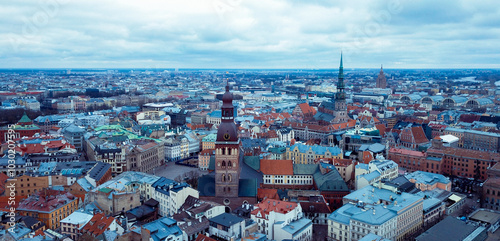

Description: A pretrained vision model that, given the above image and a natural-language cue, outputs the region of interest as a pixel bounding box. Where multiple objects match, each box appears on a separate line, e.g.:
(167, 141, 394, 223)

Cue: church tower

(215, 82, 240, 198)
(334, 53, 348, 123)
(376, 65, 387, 88)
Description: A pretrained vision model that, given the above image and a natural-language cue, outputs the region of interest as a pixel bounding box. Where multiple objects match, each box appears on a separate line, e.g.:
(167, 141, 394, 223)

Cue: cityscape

(2, 1, 500, 241)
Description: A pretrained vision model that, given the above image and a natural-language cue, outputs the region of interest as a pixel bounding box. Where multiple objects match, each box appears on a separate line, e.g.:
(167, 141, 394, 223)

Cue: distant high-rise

(376, 65, 387, 88)
(334, 53, 348, 123)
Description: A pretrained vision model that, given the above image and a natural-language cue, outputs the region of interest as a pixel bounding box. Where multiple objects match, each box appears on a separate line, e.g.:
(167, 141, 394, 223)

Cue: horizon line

(1, 67, 500, 71)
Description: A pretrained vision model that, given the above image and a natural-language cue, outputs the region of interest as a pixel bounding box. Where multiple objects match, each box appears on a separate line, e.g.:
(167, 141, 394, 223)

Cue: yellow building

(17, 190, 79, 230)
(201, 133, 217, 150)
(286, 143, 342, 164)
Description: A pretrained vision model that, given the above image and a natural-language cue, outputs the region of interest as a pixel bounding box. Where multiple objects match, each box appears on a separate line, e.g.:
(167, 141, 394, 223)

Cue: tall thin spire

(338, 52, 344, 80)
(336, 52, 345, 100)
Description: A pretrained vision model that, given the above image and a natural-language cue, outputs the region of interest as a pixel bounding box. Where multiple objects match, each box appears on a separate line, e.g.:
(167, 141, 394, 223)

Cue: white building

(152, 177, 200, 217)
(74, 115, 109, 128)
(209, 213, 247, 241)
(251, 198, 308, 241)
(355, 157, 398, 190)
(328, 203, 398, 241)
(274, 218, 313, 241)
(276, 128, 295, 143)
(331, 185, 424, 241)
(60, 211, 94, 240)
(164, 138, 182, 161)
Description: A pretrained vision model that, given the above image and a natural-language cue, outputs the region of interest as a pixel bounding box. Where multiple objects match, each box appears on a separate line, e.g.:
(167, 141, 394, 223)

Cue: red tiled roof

(283, 119, 356, 133)
(389, 148, 426, 157)
(82, 213, 116, 237)
(196, 234, 217, 241)
(0, 196, 26, 211)
(0, 173, 8, 195)
(17, 190, 76, 213)
(251, 198, 297, 217)
(15, 138, 75, 155)
(199, 149, 214, 155)
(428, 123, 447, 130)
(362, 151, 374, 164)
(298, 103, 317, 116)
(441, 147, 500, 160)
(260, 159, 293, 175)
(375, 124, 386, 136)
(257, 188, 280, 201)
(411, 126, 429, 144)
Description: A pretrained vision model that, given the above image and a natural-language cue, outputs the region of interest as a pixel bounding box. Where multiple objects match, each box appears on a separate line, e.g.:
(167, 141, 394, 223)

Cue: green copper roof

(99, 187, 113, 193)
(18, 112, 32, 123)
(95, 124, 161, 143)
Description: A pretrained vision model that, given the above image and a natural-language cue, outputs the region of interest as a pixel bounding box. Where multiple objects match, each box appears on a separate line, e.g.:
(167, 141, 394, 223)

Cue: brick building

(389, 146, 500, 181)
(126, 140, 164, 174)
(483, 163, 500, 211)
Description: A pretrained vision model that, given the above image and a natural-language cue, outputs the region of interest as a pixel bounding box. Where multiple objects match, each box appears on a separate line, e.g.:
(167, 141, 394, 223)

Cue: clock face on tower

(223, 133, 231, 141)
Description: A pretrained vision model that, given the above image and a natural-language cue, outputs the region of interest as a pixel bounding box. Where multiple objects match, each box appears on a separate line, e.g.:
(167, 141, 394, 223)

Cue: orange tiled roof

(251, 198, 297, 217)
(298, 103, 317, 116)
(257, 188, 280, 200)
(283, 119, 356, 133)
(15, 139, 75, 155)
(362, 151, 374, 164)
(389, 148, 426, 157)
(375, 124, 386, 136)
(82, 213, 116, 237)
(195, 234, 218, 241)
(411, 126, 429, 144)
(260, 159, 293, 175)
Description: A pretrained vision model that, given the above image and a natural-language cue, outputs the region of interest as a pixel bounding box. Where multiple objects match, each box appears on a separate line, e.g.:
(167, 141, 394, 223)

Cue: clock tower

(215, 82, 240, 198)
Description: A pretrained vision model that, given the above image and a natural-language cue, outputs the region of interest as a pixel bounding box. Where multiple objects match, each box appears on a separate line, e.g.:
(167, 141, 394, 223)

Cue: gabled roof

(251, 198, 298, 217)
(82, 213, 116, 237)
(297, 103, 317, 116)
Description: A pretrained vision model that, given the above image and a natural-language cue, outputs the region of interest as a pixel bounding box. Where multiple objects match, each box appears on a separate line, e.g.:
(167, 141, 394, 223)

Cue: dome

(216, 122, 239, 142)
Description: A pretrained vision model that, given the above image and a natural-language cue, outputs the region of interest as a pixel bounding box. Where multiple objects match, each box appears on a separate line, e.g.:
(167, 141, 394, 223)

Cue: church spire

(336, 52, 345, 100)
(338, 52, 344, 80)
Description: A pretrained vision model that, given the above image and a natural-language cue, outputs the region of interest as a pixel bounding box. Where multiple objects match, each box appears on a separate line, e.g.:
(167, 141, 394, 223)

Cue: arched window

(222, 174, 226, 182)
(228, 187, 231, 192)
(228, 148, 231, 155)
(228, 174, 232, 182)
(228, 161, 232, 168)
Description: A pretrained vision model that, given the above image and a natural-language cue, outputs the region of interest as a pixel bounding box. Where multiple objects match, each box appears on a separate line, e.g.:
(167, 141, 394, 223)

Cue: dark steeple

(335, 52, 345, 100)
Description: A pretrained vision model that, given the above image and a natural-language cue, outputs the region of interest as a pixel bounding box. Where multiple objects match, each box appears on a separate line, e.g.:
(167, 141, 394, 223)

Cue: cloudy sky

(1, 0, 499, 69)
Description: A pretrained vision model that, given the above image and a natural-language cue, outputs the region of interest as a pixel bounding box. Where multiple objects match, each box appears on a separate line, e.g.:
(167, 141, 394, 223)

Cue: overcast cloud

(1, 0, 499, 69)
